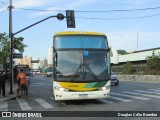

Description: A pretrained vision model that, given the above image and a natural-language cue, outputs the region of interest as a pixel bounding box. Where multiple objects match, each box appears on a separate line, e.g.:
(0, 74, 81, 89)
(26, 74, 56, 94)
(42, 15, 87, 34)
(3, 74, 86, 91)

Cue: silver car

(47, 72, 53, 77)
(111, 73, 119, 86)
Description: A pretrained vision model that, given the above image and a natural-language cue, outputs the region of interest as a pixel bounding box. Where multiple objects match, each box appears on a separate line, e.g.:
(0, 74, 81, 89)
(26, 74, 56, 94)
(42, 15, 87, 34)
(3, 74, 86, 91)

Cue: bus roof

(54, 31, 106, 37)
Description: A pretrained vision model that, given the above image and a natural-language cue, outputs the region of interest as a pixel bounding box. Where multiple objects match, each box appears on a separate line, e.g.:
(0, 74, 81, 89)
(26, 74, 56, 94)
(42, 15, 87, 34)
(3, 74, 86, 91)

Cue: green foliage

(146, 51, 160, 75)
(0, 32, 27, 64)
(117, 49, 128, 55)
(123, 61, 136, 74)
(14, 37, 27, 52)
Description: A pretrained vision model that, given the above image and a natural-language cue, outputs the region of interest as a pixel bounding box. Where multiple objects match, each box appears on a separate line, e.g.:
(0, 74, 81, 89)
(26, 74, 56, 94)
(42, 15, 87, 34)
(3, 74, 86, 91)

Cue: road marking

(123, 91, 160, 98)
(30, 84, 52, 87)
(0, 102, 8, 111)
(147, 89, 160, 92)
(98, 99, 114, 104)
(134, 90, 160, 95)
(111, 92, 149, 100)
(109, 96, 132, 102)
(35, 98, 54, 109)
(17, 99, 31, 110)
(50, 97, 54, 100)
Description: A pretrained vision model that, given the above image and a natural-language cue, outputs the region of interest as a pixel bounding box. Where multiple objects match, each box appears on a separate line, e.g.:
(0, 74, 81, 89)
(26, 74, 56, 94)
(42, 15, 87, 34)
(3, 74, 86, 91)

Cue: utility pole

(137, 32, 138, 51)
(8, 0, 13, 94)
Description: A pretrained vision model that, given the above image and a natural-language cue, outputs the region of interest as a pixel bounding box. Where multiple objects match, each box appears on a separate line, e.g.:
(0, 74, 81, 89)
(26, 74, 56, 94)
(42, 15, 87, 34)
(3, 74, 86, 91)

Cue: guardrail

(117, 75, 160, 83)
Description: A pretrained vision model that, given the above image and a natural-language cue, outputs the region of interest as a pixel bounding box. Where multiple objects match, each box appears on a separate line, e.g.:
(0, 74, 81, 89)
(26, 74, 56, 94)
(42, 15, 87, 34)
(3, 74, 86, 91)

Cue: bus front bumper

(54, 90, 110, 101)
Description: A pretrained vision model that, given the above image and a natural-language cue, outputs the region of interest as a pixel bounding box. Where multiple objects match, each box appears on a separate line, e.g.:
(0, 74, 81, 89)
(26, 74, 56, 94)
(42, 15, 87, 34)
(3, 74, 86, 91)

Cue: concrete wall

(117, 75, 160, 83)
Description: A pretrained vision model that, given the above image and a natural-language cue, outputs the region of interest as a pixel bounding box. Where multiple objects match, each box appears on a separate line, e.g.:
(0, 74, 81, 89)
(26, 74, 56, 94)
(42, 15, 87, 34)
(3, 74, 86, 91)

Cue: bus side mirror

(110, 47, 119, 64)
(54, 53, 58, 67)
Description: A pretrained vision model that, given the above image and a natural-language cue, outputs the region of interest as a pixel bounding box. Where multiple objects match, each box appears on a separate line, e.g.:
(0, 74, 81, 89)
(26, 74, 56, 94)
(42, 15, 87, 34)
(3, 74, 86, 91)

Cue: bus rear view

(53, 31, 111, 100)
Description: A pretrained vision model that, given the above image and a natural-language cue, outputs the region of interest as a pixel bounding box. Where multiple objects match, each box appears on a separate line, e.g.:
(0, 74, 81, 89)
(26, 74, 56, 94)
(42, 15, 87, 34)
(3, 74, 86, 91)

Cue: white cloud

(13, 0, 52, 8)
(29, 0, 98, 17)
(29, 7, 64, 17)
(127, 0, 145, 4)
(107, 32, 160, 51)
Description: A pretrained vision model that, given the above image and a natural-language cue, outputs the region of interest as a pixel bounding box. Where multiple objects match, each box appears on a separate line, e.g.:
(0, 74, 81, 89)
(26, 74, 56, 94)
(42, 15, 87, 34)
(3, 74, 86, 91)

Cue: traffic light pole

(8, 4, 65, 94)
(9, 0, 13, 94)
(13, 15, 57, 36)
(8, 8, 75, 94)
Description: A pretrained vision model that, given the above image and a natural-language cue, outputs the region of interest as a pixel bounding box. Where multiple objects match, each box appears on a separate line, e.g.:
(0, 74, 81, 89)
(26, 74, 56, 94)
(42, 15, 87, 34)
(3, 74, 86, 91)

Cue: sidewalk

(0, 80, 16, 103)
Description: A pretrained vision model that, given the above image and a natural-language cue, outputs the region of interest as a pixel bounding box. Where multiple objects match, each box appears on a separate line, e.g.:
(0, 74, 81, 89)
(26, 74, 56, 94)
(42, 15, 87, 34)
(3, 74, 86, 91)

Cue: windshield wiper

(71, 63, 99, 81)
(84, 63, 99, 81)
(71, 64, 83, 81)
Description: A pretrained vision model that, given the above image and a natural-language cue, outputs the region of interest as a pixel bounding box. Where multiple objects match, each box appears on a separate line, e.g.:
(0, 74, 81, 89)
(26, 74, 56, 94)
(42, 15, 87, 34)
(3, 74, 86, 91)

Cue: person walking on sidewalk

(16, 74, 21, 98)
(0, 70, 6, 97)
(17, 69, 27, 98)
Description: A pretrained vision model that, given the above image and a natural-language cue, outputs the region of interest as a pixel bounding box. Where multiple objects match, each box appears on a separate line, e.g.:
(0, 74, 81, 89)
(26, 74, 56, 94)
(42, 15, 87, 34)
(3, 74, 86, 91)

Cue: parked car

(46, 72, 53, 77)
(111, 73, 119, 86)
(32, 70, 40, 75)
(30, 71, 34, 77)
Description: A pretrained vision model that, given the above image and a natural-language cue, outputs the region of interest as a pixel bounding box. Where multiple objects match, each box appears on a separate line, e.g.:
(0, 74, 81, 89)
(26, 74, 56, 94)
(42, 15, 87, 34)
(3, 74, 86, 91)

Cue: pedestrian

(25, 78, 30, 98)
(0, 70, 6, 97)
(16, 76, 20, 98)
(16, 69, 27, 98)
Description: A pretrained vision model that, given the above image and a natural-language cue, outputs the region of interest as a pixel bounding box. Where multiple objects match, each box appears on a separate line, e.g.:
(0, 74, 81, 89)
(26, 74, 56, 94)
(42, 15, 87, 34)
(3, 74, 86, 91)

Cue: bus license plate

(79, 94, 88, 98)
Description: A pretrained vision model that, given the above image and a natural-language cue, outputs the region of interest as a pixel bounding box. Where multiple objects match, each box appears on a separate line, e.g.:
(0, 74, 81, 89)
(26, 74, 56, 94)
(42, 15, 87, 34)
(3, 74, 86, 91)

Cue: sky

(0, 0, 160, 60)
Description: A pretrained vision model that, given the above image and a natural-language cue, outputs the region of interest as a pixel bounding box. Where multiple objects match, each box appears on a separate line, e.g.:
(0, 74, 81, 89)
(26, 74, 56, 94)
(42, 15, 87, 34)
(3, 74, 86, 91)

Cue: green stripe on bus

(93, 81, 107, 87)
(83, 82, 97, 88)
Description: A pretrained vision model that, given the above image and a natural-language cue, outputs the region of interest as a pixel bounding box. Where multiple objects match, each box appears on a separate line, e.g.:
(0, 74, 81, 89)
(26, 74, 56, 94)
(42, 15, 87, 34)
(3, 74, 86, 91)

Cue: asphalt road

(1, 75, 160, 120)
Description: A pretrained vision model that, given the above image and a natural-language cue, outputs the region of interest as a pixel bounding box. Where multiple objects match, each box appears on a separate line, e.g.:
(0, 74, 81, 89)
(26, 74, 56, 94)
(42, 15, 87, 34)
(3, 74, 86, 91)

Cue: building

(32, 59, 40, 70)
(14, 56, 32, 68)
(48, 48, 53, 66)
(110, 47, 160, 73)
(39, 58, 48, 69)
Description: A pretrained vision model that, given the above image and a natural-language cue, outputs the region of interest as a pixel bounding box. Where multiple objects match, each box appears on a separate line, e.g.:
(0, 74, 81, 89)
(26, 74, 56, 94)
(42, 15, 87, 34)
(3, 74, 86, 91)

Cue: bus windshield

(54, 35, 107, 49)
(55, 50, 109, 82)
(54, 34, 110, 82)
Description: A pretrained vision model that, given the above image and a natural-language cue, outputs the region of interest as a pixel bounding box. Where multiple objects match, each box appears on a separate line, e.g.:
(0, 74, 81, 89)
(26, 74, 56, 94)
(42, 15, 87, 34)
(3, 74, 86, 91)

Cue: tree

(146, 51, 160, 75)
(117, 49, 128, 55)
(0, 32, 27, 64)
(123, 61, 136, 74)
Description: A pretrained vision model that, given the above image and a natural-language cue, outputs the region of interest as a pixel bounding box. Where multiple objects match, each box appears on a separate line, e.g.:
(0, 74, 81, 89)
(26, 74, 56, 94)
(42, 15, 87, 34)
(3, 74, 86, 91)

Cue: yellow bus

(53, 31, 111, 100)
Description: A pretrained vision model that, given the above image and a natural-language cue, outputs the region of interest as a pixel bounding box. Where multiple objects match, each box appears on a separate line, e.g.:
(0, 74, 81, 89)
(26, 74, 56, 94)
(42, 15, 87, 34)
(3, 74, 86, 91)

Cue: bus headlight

(98, 85, 110, 91)
(54, 86, 69, 92)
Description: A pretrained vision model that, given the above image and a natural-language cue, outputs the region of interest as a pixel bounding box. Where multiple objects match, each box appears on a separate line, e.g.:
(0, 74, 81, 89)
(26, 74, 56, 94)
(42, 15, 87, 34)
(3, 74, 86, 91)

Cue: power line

(75, 6, 160, 12)
(14, 6, 160, 13)
(0, 9, 8, 13)
(76, 13, 160, 20)
(12, 2, 160, 8)
(0, 0, 8, 6)
(14, 8, 64, 12)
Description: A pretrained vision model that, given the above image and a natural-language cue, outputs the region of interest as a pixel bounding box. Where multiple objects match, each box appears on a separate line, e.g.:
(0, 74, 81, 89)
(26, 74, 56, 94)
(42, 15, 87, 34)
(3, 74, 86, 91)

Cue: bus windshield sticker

(83, 51, 89, 57)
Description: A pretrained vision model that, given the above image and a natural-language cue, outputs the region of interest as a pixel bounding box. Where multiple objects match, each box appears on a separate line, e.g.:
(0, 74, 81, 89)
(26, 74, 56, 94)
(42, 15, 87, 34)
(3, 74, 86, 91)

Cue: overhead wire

(12, 2, 160, 7)
(0, 9, 8, 13)
(76, 13, 160, 21)
(14, 6, 160, 13)
(1, 3, 160, 20)
(0, 0, 8, 6)
(0, 0, 8, 14)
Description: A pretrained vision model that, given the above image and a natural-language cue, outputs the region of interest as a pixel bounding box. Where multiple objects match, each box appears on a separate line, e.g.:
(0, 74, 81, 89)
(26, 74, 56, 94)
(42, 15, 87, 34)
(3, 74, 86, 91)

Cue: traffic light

(66, 10, 75, 28)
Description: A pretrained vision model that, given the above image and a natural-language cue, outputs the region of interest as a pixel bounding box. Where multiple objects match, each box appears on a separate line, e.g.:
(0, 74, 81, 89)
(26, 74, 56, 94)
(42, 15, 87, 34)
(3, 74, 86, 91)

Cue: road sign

(13, 53, 23, 59)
